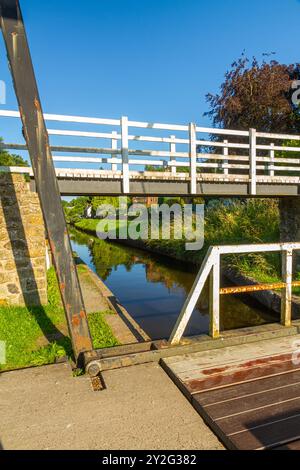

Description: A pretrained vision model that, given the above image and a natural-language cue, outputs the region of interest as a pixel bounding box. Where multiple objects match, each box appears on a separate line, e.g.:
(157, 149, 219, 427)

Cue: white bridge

(1, 109, 300, 196)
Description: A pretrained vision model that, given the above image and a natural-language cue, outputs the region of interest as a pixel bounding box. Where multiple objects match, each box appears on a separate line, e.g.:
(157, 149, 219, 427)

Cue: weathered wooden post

(0, 0, 94, 366)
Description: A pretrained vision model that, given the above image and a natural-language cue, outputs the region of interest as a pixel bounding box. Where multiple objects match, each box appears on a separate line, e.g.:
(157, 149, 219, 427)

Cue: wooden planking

(163, 335, 297, 376)
(200, 382, 300, 420)
(191, 362, 300, 449)
(162, 336, 300, 449)
(196, 369, 300, 407)
(185, 355, 300, 394)
(275, 439, 300, 450)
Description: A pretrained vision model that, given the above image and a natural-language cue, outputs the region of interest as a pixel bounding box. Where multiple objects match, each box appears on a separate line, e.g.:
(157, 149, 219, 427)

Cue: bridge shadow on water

(1, 173, 71, 351)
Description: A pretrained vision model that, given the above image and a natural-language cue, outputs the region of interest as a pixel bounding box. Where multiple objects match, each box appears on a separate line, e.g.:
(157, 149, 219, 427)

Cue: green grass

(75, 218, 127, 237)
(88, 309, 119, 349)
(0, 267, 119, 371)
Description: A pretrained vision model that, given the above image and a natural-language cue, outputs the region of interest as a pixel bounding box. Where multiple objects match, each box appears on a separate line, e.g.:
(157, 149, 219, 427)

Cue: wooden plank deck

(161, 335, 300, 450)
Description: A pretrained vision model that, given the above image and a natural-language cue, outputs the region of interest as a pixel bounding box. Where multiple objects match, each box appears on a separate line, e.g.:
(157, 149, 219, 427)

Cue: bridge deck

(161, 335, 300, 450)
(28, 169, 300, 196)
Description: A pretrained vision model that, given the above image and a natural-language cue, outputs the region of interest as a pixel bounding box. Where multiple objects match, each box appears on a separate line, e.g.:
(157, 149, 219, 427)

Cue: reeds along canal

(69, 226, 277, 341)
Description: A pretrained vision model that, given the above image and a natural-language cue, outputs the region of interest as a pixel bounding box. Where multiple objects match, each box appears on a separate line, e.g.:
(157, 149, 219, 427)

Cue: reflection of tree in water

(69, 227, 196, 291)
(69, 227, 276, 331)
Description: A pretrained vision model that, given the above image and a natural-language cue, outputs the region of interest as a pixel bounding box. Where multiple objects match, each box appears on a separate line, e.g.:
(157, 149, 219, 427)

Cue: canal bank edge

(75, 257, 150, 344)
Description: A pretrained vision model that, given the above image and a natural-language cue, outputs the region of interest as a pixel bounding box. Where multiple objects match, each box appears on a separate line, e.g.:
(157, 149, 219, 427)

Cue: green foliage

(0, 138, 28, 167)
(63, 196, 90, 223)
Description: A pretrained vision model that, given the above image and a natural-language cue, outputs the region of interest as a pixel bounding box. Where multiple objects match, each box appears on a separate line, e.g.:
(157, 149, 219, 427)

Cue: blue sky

(0, 0, 300, 154)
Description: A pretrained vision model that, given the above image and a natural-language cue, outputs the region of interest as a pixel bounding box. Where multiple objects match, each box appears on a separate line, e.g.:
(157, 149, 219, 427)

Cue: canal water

(69, 227, 277, 340)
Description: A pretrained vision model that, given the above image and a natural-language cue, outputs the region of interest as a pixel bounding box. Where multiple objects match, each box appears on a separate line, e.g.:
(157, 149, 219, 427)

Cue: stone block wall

(0, 172, 47, 306)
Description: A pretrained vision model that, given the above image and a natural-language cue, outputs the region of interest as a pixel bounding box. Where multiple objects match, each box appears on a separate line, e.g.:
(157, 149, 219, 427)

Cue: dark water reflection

(69, 227, 277, 340)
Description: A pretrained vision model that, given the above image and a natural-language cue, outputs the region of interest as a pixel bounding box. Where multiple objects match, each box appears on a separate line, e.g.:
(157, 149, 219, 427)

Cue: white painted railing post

(111, 130, 118, 172)
(209, 254, 220, 338)
(223, 139, 228, 175)
(170, 135, 176, 175)
(249, 128, 257, 195)
(121, 116, 129, 193)
(189, 122, 197, 195)
(281, 249, 292, 327)
(269, 142, 275, 177)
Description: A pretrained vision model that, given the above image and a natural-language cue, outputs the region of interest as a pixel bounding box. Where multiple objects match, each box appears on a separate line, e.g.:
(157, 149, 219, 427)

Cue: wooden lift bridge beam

(0, 0, 95, 367)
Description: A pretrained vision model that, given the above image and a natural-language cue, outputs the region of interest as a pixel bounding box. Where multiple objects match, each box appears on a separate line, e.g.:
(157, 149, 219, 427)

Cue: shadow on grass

(0, 173, 71, 356)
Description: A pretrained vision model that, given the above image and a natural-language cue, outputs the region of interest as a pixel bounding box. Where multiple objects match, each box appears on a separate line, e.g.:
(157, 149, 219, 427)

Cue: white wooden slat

(256, 131, 300, 141)
(0, 109, 120, 126)
(196, 140, 250, 149)
(128, 120, 188, 131)
(195, 126, 249, 137)
(48, 129, 116, 139)
(217, 242, 300, 254)
(257, 144, 300, 152)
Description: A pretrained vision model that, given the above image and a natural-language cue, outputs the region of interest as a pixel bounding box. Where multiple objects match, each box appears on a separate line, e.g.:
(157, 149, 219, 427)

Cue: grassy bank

(73, 199, 282, 284)
(0, 267, 118, 372)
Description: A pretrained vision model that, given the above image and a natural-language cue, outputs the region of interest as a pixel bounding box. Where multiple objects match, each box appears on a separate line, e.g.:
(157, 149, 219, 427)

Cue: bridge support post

(111, 131, 118, 172)
(0, 0, 94, 367)
(189, 122, 197, 195)
(121, 116, 130, 193)
(170, 135, 176, 175)
(249, 128, 257, 195)
(269, 143, 275, 177)
(281, 249, 292, 327)
(223, 140, 229, 175)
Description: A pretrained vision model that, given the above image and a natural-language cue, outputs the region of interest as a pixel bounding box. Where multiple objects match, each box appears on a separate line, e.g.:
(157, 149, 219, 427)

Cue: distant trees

(205, 54, 300, 263)
(205, 54, 300, 133)
(0, 138, 28, 166)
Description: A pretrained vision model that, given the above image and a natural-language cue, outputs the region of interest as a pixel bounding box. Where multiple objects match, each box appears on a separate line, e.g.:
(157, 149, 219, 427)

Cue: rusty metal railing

(169, 243, 300, 345)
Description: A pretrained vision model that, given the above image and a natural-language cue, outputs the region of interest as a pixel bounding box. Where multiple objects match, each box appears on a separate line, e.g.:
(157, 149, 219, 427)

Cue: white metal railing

(169, 243, 300, 345)
(1, 109, 300, 194)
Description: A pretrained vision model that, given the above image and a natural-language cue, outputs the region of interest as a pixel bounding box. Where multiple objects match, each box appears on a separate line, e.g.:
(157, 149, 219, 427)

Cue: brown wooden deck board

(161, 340, 300, 450)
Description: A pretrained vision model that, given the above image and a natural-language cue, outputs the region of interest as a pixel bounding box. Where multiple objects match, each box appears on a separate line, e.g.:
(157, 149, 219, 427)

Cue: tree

(206, 54, 300, 270)
(205, 55, 299, 133)
(0, 138, 28, 166)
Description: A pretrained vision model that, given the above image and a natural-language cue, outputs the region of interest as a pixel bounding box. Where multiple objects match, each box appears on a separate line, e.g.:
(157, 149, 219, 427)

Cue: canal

(69, 227, 276, 340)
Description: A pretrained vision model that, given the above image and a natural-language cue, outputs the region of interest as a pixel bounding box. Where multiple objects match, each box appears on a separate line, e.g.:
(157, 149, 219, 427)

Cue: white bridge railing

(1, 109, 300, 194)
(169, 243, 300, 345)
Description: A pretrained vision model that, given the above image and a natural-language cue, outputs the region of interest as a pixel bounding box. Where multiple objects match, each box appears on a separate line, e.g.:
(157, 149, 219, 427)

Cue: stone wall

(0, 172, 47, 306)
